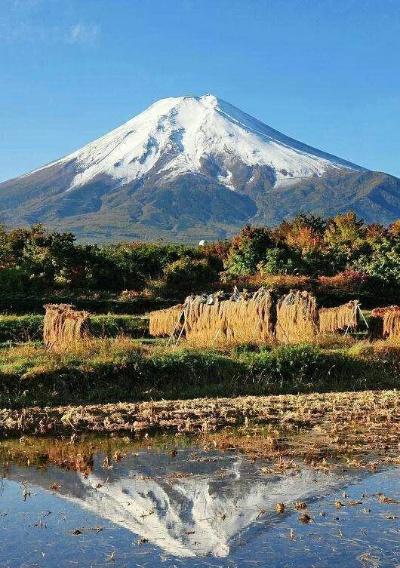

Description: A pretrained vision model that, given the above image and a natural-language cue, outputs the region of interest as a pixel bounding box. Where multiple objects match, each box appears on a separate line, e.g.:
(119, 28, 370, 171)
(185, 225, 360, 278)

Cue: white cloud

(1, 2, 101, 46)
(67, 22, 100, 45)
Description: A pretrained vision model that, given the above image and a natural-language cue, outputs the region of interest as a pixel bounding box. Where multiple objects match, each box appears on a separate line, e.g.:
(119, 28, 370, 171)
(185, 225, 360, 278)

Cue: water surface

(0, 443, 399, 567)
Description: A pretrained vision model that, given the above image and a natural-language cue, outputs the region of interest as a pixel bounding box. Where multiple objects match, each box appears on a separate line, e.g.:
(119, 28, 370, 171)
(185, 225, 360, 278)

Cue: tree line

(1, 213, 400, 300)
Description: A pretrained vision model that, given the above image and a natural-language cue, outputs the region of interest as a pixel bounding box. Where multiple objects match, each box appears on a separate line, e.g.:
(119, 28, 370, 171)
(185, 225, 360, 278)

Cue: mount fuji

(1, 94, 399, 241)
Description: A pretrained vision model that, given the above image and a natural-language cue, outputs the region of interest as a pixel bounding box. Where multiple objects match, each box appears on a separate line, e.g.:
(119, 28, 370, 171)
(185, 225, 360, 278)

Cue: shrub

(318, 270, 369, 293)
(247, 344, 327, 391)
(0, 315, 43, 343)
(161, 257, 219, 293)
(258, 247, 304, 276)
(250, 274, 312, 292)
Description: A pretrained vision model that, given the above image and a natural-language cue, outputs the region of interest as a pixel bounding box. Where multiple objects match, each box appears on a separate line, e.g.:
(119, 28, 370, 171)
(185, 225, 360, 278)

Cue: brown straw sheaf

(319, 300, 359, 334)
(149, 304, 185, 337)
(185, 290, 276, 347)
(43, 304, 91, 350)
(275, 290, 318, 344)
(368, 305, 400, 339)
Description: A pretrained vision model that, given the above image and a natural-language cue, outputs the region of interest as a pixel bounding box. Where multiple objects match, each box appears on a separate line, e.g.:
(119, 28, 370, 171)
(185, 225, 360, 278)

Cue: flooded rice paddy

(0, 435, 399, 567)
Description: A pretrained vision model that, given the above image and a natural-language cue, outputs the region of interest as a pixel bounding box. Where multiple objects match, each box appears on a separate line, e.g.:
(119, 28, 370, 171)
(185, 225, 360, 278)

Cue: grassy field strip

(1, 340, 400, 408)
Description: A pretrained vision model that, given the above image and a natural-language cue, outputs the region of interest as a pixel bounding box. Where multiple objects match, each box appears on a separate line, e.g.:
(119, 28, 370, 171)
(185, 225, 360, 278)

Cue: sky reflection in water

(0, 446, 399, 567)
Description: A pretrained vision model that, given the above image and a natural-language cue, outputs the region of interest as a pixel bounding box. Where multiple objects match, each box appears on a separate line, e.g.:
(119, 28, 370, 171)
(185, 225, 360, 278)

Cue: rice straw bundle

(43, 304, 91, 350)
(276, 290, 318, 344)
(185, 288, 276, 347)
(369, 306, 400, 339)
(149, 304, 185, 337)
(318, 300, 359, 334)
(382, 306, 400, 339)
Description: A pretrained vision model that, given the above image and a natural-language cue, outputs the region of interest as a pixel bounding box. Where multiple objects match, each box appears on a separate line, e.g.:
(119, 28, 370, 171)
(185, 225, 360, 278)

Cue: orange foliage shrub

(318, 270, 368, 292)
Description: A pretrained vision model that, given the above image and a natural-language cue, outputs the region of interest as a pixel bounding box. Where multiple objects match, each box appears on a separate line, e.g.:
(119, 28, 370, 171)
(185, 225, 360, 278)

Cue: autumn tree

(225, 225, 273, 275)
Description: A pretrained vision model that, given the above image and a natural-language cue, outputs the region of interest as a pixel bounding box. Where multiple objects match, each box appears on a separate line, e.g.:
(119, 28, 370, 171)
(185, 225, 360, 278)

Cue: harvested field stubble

(0, 391, 398, 468)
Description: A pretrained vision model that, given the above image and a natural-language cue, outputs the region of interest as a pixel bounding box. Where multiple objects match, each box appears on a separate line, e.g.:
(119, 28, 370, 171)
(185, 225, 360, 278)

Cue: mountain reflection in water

(3, 448, 358, 558)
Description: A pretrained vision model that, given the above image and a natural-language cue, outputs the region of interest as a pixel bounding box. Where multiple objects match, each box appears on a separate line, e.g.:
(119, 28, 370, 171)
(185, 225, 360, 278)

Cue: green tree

(324, 213, 368, 271)
(225, 225, 273, 276)
(355, 236, 400, 284)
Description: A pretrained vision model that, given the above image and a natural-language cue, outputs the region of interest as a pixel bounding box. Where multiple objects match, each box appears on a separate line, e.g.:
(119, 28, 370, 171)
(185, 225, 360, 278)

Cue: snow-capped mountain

(28, 94, 363, 192)
(1, 94, 399, 241)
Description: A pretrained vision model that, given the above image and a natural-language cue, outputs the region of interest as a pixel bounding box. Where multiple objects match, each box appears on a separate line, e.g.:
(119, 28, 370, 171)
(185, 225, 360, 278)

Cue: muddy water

(0, 444, 399, 567)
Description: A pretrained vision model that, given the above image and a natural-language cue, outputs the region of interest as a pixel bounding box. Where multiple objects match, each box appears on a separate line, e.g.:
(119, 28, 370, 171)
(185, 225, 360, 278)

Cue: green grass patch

(0, 315, 44, 343)
(0, 340, 398, 409)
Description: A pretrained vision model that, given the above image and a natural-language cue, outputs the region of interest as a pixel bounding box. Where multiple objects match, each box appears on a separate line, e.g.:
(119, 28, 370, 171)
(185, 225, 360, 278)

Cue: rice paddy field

(0, 415, 398, 567)
(0, 310, 399, 565)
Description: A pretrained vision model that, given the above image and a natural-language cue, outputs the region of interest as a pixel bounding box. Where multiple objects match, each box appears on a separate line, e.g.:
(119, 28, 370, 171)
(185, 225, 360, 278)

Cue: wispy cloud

(1, 1, 101, 46)
(67, 22, 101, 45)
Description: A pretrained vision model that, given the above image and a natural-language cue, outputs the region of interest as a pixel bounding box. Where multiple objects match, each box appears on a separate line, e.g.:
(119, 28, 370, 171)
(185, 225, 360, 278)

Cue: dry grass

(185, 289, 275, 347)
(149, 289, 377, 347)
(276, 290, 318, 344)
(149, 290, 276, 347)
(369, 306, 400, 339)
(319, 301, 359, 334)
(147, 287, 400, 347)
(43, 304, 90, 351)
(149, 304, 185, 337)
(382, 307, 400, 339)
(0, 391, 398, 470)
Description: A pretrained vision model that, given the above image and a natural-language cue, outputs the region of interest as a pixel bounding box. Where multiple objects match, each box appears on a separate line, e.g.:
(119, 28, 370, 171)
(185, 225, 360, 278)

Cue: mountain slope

(0, 94, 399, 241)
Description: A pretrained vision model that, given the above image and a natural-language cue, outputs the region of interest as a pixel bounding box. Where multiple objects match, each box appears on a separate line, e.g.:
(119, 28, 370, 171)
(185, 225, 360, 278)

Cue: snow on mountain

(5, 93, 399, 242)
(34, 94, 363, 193)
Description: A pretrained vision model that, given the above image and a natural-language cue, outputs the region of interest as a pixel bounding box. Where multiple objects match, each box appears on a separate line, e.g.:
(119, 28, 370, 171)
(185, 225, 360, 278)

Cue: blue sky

(1, 0, 399, 182)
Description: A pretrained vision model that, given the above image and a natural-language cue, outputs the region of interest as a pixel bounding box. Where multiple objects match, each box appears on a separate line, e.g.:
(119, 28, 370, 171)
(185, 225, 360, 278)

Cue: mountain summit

(1, 94, 399, 241)
(29, 94, 363, 191)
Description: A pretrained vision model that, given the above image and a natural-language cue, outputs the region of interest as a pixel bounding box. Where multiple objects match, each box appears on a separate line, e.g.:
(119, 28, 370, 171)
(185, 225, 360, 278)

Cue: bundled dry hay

(319, 300, 359, 334)
(150, 288, 320, 346)
(185, 288, 276, 347)
(382, 308, 400, 339)
(43, 304, 90, 350)
(369, 307, 385, 340)
(371, 306, 400, 339)
(369, 306, 399, 339)
(149, 304, 185, 337)
(276, 290, 318, 344)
